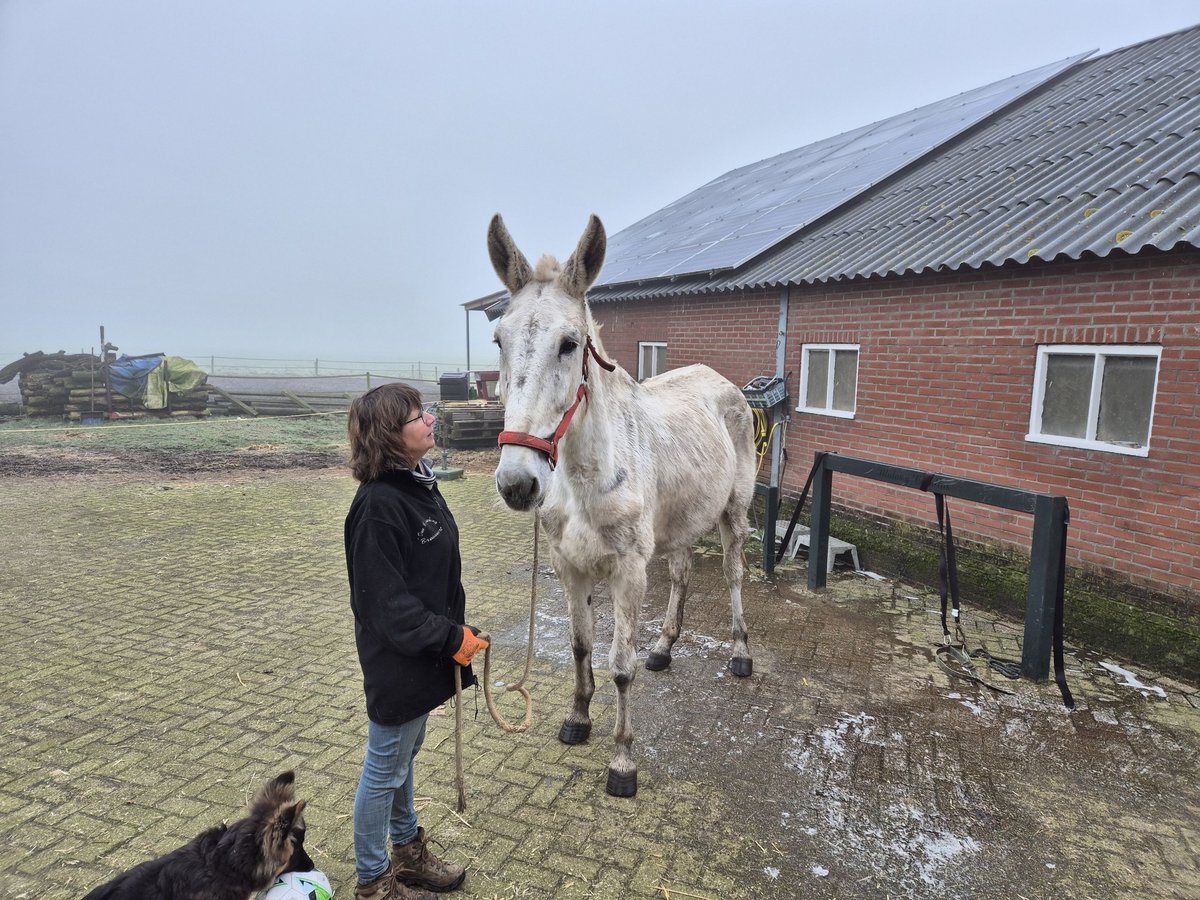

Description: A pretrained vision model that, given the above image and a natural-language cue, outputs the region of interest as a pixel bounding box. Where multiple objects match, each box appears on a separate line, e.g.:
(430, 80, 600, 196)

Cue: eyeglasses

(402, 409, 433, 427)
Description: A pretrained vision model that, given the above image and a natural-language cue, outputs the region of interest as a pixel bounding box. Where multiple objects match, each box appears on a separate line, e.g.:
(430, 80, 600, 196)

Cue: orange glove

(453, 627, 490, 666)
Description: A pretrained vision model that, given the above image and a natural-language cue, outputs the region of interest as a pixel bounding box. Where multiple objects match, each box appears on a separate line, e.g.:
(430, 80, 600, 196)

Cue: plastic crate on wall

(742, 376, 786, 409)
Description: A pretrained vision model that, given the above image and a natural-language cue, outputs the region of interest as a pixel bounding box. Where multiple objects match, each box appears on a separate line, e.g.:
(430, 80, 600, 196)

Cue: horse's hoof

(645, 651, 672, 671)
(605, 768, 637, 797)
(559, 720, 591, 745)
(729, 657, 753, 677)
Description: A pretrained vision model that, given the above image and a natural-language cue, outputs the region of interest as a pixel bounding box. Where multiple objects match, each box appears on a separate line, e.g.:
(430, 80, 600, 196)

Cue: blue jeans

(354, 715, 428, 883)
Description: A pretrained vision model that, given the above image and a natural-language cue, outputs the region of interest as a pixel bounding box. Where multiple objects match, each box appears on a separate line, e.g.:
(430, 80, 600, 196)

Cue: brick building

(470, 25, 1200, 674)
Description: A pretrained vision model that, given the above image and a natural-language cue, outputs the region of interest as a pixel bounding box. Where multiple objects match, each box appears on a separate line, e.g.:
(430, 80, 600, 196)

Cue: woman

(344, 383, 489, 900)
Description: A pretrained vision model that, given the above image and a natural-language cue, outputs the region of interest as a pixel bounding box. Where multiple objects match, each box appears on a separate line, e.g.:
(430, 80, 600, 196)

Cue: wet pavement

(2, 462, 1198, 899)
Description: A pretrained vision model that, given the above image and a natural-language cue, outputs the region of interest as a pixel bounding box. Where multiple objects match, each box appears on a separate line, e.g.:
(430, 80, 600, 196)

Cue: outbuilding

(470, 24, 1200, 677)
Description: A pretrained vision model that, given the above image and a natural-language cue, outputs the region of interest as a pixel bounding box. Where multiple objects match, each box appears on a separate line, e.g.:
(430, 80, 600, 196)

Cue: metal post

(762, 287, 791, 576)
(808, 456, 833, 590)
(1023, 494, 1067, 680)
(465, 308, 471, 372)
(762, 485, 779, 576)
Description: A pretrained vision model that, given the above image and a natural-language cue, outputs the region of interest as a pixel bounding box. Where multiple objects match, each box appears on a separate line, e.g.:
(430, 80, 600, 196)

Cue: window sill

(1024, 433, 1150, 457)
(796, 406, 856, 420)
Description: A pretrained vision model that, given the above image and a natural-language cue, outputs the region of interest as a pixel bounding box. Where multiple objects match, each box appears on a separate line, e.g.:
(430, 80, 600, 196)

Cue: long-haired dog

(82, 770, 311, 900)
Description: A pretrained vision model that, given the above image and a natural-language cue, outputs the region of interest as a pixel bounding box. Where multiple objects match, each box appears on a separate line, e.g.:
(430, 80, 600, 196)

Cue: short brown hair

(347, 382, 426, 482)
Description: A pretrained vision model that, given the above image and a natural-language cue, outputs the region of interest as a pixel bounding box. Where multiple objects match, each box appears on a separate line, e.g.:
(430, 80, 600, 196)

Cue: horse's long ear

(488, 214, 533, 295)
(560, 214, 606, 300)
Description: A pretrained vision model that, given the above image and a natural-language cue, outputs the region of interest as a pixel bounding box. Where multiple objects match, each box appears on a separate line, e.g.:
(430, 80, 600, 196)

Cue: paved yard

(2, 458, 1198, 898)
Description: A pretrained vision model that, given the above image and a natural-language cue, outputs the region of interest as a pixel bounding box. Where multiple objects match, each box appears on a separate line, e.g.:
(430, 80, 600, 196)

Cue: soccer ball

(256, 869, 334, 900)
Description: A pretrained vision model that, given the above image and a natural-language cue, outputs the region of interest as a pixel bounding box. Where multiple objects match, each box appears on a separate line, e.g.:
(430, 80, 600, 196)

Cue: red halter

(497, 336, 616, 469)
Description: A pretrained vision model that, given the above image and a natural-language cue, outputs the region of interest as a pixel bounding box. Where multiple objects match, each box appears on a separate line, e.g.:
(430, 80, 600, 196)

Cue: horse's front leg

(646, 548, 692, 671)
(557, 565, 596, 745)
(606, 562, 647, 797)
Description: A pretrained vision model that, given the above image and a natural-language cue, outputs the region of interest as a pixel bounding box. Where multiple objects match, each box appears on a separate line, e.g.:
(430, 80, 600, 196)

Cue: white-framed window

(798, 343, 859, 417)
(1026, 344, 1162, 456)
(638, 341, 667, 381)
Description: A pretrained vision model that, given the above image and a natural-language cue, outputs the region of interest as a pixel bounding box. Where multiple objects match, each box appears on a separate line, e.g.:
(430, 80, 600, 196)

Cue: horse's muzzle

(496, 469, 541, 511)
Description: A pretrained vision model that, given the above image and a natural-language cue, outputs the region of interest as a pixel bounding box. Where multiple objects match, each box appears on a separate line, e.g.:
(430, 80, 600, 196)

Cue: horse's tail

(721, 389, 757, 487)
(720, 384, 754, 443)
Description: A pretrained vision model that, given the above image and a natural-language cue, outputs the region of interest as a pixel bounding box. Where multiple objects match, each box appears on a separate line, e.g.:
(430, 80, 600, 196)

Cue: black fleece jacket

(344, 468, 476, 725)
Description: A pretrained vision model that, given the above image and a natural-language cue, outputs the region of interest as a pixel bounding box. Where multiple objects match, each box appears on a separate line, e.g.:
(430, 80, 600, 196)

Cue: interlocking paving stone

(1, 461, 1199, 898)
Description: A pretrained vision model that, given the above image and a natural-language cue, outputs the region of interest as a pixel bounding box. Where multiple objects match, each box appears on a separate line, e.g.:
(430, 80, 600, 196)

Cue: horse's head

(488, 213, 606, 510)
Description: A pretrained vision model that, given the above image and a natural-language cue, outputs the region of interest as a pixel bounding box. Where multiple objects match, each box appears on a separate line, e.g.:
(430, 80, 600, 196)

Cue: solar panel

(598, 53, 1088, 285)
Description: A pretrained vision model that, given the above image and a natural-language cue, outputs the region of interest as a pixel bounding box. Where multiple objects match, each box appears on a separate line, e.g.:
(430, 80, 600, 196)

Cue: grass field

(0, 412, 351, 454)
(0, 410, 496, 478)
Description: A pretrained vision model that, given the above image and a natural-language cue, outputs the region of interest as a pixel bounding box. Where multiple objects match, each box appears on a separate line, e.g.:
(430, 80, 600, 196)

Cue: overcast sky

(2, 1, 1197, 371)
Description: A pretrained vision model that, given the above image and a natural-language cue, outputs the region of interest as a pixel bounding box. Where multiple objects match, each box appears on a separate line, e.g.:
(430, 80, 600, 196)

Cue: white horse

(487, 214, 757, 797)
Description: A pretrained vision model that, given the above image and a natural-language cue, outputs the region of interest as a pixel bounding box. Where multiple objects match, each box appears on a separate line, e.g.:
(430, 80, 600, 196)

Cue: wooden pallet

(439, 402, 504, 447)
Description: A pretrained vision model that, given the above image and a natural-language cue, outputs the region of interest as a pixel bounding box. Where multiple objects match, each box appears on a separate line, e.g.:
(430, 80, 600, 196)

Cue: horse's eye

(559, 339, 578, 356)
(493, 336, 503, 351)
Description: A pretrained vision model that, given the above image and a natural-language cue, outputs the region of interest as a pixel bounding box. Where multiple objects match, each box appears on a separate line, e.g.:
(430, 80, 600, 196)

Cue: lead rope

(453, 515, 539, 811)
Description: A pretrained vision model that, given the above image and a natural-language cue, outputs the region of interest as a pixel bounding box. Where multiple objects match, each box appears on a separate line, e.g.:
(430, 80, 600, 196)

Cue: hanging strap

(1052, 513, 1075, 709)
(926, 487, 1015, 694)
(934, 492, 961, 642)
(775, 451, 827, 564)
(923, 477, 1074, 709)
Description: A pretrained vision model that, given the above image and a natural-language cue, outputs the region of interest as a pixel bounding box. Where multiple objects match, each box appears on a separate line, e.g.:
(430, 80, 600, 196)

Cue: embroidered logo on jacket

(417, 517, 443, 544)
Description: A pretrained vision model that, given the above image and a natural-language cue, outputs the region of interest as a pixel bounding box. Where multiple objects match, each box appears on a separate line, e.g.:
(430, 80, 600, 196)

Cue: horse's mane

(534, 255, 561, 282)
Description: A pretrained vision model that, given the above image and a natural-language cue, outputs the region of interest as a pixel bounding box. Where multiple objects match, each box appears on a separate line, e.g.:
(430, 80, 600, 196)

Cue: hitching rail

(805, 452, 1068, 681)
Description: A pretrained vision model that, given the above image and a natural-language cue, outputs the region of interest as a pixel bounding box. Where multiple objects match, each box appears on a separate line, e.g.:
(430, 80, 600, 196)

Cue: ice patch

(821, 728, 847, 758)
(783, 713, 983, 894)
(784, 742, 812, 772)
(822, 712, 876, 758)
(785, 712, 877, 771)
(1099, 661, 1167, 699)
(853, 570, 887, 581)
(916, 832, 980, 885)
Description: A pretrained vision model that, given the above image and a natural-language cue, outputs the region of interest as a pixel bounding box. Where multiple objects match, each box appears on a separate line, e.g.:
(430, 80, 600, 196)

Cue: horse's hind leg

(646, 548, 692, 672)
(558, 566, 596, 746)
(719, 509, 753, 676)
(606, 562, 646, 797)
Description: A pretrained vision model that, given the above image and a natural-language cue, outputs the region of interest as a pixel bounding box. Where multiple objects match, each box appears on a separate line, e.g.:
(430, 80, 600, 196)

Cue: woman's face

(401, 405, 436, 464)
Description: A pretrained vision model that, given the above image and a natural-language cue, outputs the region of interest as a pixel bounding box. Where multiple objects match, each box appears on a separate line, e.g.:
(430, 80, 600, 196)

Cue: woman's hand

(453, 626, 490, 665)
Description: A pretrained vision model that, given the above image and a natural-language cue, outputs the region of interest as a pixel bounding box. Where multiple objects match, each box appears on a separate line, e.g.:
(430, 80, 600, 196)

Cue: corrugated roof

(584, 23, 1200, 304)
(597, 54, 1085, 285)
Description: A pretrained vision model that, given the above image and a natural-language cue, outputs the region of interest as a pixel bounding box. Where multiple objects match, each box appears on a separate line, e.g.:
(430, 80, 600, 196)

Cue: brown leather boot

(354, 869, 436, 900)
(390, 827, 466, 892)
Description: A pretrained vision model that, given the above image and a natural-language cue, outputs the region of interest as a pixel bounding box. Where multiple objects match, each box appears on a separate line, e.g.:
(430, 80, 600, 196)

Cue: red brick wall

(592, 289, 780, 386)
(589, 250, 1200, 600)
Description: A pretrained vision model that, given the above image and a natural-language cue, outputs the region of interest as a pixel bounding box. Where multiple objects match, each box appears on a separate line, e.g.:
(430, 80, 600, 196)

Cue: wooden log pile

(0, 351, 210, 421)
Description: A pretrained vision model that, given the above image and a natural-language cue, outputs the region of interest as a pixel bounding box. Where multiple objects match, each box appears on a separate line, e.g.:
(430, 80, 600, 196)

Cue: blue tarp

(108, 355, 163, 402)
(108, 354, 208, 408)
